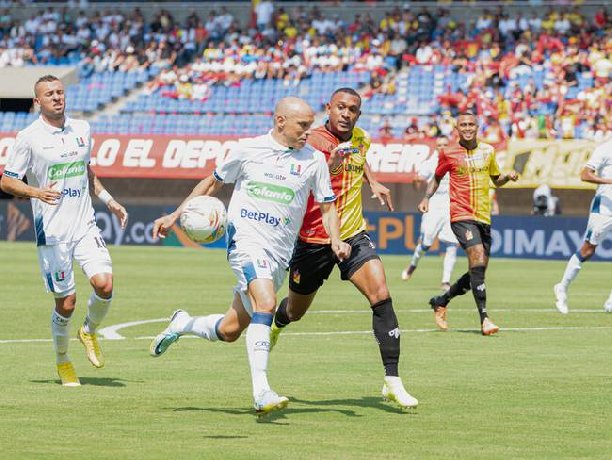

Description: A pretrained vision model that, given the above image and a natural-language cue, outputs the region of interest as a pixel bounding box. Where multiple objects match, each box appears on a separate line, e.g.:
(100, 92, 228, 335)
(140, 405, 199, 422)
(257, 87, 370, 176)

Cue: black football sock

(436, 272, 471, 306)
(274, 297, 291, 328)
(371, 298, 400, 377)
(469, 265, 488, 323)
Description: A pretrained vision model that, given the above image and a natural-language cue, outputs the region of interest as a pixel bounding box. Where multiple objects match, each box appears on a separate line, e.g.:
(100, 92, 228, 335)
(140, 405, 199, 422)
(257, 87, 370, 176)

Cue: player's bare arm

(491, 170, 519, 187)
(320, 201, 351, 261)
(152, 175, 223, 239)
(580, 166, 612, 185)
(364, 162, 394, 211)
(418, 174, 443, 213)
(88, 165, 128, 229)
(0, 175, 61, 205)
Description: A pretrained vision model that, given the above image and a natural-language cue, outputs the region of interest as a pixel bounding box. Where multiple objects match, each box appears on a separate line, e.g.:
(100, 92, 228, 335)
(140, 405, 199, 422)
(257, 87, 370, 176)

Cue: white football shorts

(37, 226, 112, 298)
(420, 210, 458, 247)
(228, 246, 287, 317)
(584, 212, 612, 246)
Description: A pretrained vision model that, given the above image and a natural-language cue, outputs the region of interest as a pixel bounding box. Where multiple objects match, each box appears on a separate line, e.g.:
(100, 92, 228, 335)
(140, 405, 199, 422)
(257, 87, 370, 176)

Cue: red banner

(0, 132, 506, 183)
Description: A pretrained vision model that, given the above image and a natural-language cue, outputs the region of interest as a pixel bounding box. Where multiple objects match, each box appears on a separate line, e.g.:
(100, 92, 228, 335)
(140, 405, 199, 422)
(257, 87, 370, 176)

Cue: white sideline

(1, 324, 611, 344)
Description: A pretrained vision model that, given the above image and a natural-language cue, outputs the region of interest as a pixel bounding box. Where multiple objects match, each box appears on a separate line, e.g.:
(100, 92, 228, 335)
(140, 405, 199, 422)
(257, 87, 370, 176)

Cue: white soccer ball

(180, 196, 227, 244)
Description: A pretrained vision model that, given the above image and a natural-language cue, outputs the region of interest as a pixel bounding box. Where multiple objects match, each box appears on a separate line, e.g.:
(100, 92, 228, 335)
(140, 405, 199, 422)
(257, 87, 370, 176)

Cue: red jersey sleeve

(435, 148, 450, 178)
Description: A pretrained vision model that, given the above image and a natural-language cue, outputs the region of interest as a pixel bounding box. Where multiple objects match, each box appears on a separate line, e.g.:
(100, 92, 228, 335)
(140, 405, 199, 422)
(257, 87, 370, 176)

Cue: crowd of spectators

(0, 2, 609, 140)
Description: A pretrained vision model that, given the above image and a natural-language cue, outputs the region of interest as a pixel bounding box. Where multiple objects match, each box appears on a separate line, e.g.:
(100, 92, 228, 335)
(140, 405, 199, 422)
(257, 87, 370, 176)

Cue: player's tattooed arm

(418, 174, 443, 213)
(491, 171, 519, 187)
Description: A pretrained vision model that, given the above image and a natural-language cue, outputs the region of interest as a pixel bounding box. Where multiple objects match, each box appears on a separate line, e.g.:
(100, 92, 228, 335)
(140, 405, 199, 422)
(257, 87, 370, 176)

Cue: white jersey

(420, 151, 450, 211)
(585, 139, 612, 216)
(4, 116, 96, 246)
(214, 132, 335, 266)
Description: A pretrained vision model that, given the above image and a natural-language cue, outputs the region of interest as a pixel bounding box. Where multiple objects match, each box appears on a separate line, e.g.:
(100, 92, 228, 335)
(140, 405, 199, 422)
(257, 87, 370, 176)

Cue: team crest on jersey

(256, 259, 269, 269)
(54, 271, 65, 282)
(76, 137, 86, 147)
(292, 269, 301, 285)
(290, 163, 302, 176)
(465, 230, 473, 241)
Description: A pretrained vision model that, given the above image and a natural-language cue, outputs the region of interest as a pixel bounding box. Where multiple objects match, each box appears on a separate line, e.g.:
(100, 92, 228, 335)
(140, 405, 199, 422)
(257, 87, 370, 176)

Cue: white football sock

(83, 292, 112, 333)
(184, 314, 224, 341)
(51, 310, 71, 364)
(560, 254, 582, 289)
(246, 319, 272, 398)
(442, 245, 458, 284)
(410, 242, 425, 268)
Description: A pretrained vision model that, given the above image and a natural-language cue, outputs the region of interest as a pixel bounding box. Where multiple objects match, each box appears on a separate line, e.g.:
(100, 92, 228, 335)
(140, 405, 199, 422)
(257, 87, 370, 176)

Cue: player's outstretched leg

(604, 290, 612, 313)
(429, 272, 470, 330)
(372, 298, 418, 409)
(149, 309, 224, 357)
(468, 265, 499, 336)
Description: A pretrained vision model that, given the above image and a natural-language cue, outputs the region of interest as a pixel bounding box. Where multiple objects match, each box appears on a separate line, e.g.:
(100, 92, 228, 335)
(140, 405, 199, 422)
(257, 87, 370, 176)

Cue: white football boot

(254, 390, 289, 416)
(382, 376, 418, 409)
(149, 310, 191, 357)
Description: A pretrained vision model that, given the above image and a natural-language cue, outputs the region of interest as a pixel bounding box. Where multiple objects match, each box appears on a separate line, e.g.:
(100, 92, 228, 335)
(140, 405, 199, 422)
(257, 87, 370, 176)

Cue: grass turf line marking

(2, 325, 612, 344)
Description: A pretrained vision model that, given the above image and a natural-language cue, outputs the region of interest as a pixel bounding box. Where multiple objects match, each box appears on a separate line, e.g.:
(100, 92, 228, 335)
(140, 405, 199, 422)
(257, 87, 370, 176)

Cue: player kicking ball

(268, 88, 418, 409)
(554, 138, 612, 313)
(1, 75, 128, 386)
(420, 113, 518, 335)
(402, 136, 459, 292)
(149, 97, 350, 416)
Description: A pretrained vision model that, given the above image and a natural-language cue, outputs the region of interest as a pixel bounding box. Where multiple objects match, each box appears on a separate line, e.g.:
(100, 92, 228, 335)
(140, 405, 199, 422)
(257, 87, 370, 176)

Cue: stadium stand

(0, 3, 609, 141)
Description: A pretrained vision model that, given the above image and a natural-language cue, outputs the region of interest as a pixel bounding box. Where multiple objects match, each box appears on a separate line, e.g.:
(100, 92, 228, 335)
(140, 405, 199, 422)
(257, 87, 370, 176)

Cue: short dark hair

(457, 111, 476, 118)
(331, 87, 361, 101)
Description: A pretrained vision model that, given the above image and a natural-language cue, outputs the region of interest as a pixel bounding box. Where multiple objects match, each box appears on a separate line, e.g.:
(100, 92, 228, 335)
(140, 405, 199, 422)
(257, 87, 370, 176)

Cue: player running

(401, 135, 459, 291)
(0, 75, 128, 386)
(420, 112, 518, 334)
(268, 88, 418, 409)
(554, 138, 612, 313)
(149, 97, 350, 416)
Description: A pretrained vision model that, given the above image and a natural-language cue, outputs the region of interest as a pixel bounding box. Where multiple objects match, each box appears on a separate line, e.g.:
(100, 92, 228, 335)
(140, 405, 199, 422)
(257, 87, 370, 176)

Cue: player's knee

(91, 274, 113, 299)
(56, 294, 77, 315)
(368, 285, 391, 305)
(580, 244, 596, 260)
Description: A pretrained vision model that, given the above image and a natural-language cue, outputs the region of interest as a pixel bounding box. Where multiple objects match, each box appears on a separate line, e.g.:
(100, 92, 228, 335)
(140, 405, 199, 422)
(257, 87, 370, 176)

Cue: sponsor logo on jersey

(246, 181, 295, 204)
(76, 137, 86, 147)
(240, 208, 283, 227)
(264, 172, 287, 181)
(47, 160, 86, 180)
(62, 187, 82, 198)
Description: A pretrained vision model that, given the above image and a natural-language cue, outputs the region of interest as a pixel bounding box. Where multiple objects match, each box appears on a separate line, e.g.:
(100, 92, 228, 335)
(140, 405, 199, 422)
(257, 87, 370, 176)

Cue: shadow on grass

(30, 377, 138, 387)
(170, 395, 414, 421)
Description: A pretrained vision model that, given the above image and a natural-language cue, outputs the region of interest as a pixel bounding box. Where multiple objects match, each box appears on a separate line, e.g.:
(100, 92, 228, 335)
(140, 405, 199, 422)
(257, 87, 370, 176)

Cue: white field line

(1, 325, 611, 344)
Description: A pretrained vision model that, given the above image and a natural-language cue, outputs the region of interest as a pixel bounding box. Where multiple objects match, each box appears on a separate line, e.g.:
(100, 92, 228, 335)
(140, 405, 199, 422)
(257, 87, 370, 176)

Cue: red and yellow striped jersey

(435, 141, 501, 225)
(299, 125, 371, 243)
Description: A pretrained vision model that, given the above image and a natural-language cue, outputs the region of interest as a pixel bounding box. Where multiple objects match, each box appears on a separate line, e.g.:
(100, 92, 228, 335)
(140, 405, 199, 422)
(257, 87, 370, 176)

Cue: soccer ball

(179, 196, 227, 244)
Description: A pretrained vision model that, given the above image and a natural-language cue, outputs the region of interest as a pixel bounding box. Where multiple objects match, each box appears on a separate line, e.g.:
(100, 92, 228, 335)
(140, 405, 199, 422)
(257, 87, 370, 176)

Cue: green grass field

(1, 241, 610, 459)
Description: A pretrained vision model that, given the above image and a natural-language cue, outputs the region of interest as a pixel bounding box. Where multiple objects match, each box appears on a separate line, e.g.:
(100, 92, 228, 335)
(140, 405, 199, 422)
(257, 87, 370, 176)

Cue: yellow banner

(503, 139, 597, 189)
